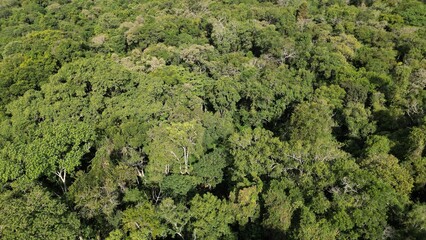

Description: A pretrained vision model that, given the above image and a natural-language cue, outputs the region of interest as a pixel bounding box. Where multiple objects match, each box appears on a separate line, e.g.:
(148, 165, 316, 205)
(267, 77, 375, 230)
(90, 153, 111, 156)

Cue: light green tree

(189, 193, 235, 240)
(145, 120, 205, 183)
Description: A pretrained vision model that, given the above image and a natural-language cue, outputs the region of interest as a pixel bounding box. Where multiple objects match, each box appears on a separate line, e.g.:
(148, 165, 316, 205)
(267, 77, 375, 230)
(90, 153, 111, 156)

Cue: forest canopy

(0, 0, 425, 239)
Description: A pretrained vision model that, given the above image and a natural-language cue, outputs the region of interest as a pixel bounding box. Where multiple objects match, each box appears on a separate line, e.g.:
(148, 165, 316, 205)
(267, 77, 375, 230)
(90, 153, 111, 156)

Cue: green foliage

(230, 185, 261, 226)
(294, 207, 338, 240)
(343, 102, 376, 139)
(145, 120, 205, 183)
(0, 184, 82, 240)
(0, 30, 83, 113)
(398, 0, 426, 27)
(69, 143, 136, 219)
(158, 198, 190, 239)
(189, 193, 235, 240)
(361, 153, 413, 198)
(229, 127, 282, 185)
(192, 147, 228, 189)
(404, 203, 426, 239)
(285, 99, 346, 166)
(0, 0, 424, 238)
(120, 201, 166, 239)
(364, 135, 393, 155)
(262, 179, 303, 238)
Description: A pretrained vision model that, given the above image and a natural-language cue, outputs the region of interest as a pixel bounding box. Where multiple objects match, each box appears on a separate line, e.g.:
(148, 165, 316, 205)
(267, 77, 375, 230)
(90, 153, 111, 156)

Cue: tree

(0, 30, 83, 112)
(229, 127, 283, 185)
(0, 0, 424, 238)
(0, 184, 82, 240)
(404, 123, 426, 192)
(293, 207, 338, 240)
(343, 102, 376, 139)
(69, 143, 136, 220)
(285, 99, 346, 169)
(189, 193, 235, 240)
(0, 121, 96, 191)
(262, 179, 303, 239)
(404, 203, 426, 239)
(361, 153, 413, 199)
(230, 185, 261, 226)
(192, 147, 228, 189)
(158, 198, 190, 239)
(145, 120, 205, 183)
(119, 201, 166, 240)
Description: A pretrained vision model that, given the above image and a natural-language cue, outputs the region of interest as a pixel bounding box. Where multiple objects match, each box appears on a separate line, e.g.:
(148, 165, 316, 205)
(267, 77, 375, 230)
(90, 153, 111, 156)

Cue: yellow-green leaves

(145, 120, 205, 183)
(229, 127, 282, 185)
(189, 193, 235, 240)
(121, 202, 166, 240)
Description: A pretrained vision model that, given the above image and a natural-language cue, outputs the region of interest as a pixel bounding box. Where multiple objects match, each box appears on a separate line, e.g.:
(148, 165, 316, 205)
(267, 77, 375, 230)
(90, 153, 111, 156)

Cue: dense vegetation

(0, 0, 425, 239)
